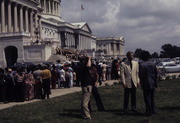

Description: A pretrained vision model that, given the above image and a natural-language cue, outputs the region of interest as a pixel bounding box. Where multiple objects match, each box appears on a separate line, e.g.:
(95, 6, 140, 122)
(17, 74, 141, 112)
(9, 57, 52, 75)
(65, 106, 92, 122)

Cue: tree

(151, 52, 159, 58)
(160, 44, 180, 58)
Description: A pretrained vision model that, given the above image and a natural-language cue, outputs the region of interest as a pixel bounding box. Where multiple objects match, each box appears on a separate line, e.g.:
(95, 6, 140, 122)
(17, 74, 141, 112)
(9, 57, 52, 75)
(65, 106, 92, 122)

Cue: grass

(0, 79, 180, 123)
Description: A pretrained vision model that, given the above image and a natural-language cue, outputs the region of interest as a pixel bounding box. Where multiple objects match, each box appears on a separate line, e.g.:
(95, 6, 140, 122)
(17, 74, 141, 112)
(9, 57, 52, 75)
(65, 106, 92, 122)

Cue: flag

(81, 4, 84, 10)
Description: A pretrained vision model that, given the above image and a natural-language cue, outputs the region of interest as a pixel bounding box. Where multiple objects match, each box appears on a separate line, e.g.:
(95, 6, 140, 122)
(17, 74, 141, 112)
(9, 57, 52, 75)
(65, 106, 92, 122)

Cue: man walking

(120, 51, 140, 113)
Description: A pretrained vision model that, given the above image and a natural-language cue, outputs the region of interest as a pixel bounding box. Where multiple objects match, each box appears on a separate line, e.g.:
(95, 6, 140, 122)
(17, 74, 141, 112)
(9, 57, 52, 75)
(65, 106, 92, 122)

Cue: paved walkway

(0, 80, 115, 110)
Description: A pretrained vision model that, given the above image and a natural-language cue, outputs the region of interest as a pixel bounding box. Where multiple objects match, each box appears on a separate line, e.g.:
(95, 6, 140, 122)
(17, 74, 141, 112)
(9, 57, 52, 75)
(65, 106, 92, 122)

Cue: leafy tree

(151, 52, 159, 58)
(160, 44, 180, 58)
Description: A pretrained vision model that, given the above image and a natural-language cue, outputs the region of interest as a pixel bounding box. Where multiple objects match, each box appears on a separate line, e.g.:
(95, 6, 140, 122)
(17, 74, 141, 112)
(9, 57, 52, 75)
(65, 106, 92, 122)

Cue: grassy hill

(0, 79, 179, 123)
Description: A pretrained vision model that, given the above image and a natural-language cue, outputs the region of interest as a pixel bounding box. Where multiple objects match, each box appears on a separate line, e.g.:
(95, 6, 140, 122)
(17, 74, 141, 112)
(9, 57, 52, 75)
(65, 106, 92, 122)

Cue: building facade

(0, 0, 96, 67)
(96, 37, 125, 60)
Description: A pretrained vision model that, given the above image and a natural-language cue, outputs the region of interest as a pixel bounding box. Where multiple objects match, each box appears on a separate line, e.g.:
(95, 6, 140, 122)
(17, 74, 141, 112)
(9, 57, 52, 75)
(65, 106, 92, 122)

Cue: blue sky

(61, 0, 180, 54)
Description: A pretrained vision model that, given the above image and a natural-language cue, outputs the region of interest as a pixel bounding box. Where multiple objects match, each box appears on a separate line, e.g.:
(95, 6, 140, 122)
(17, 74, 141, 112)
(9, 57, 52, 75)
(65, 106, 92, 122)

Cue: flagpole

(81, 0, 82, 22)
(81, 5, 82, 22)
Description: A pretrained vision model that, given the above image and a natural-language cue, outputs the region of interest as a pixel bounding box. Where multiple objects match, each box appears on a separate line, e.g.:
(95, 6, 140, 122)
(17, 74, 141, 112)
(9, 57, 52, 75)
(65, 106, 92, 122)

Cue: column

(70, 34, 72, 48)
(113, 43, 116, 55)
(25, 7, 29, 32)
(19, 5, 24, 32)
(80, 35, 82, 50)
(107, 44, 110, 55)
(58, 2, 61, 16)
(54, 2, 57, 15)
(118, 43, 121, 54)
(57, 2, 59, 16)
(8, 1, 12, 32)
(82, 36, 84, 50)
(52, 1, 54, 15)
(44, 0, 46, 13)
(35, 11, 38, 28)
(30, 10, 34, 36)
(48, 0, 51, 14)
(38, 16, 42, 40)
(14, 3, 18, 32)
(1, 0, 5, 33)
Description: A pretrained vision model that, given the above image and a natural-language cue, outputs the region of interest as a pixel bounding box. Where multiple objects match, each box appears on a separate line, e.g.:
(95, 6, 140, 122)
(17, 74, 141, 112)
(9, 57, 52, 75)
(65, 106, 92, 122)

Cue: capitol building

(0, 0, 125, 67)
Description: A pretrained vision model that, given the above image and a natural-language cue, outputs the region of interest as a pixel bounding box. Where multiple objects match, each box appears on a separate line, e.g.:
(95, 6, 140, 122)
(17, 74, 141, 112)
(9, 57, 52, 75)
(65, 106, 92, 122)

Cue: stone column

(30, 10, 34, 36)
(80, 35, 82, 50)
(52, 0, 54, 15)
(8, 1, 12, 32)
(82, 36, 84, 50)
(25, 7, 29, 32)
(48, 0, 51, 14)
(14, 3, 18, 32)
(19, 5, 24, 32)
(54, 2, 57, 15)
(118, 43, 121, 54)
(57, 2, 59, 16)
(113, 43, 116, 55)
(35, 11, 38, 28)
(1, 0, 5, 33)
(69, 33, 71, 48)
(58, 1, 61, 16)
(44, 0, 46, 13)
(38, 16, 42, 40)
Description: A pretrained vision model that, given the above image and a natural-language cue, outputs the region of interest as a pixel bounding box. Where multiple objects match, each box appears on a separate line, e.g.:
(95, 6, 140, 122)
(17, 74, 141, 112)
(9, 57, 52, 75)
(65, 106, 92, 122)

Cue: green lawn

(0, 79, 179, 123)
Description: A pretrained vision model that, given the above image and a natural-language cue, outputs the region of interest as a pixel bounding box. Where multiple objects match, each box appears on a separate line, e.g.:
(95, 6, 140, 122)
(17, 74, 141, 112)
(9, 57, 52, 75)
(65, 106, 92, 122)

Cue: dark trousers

(6, 85, 15, 102)
(143, 89, 155, 115)
(123, 86, 136, 110)
(15, 82, 25, 102)
(42, 78, 51, 99)
(0, 85, 6, 102)
(92, 86, 105, 111)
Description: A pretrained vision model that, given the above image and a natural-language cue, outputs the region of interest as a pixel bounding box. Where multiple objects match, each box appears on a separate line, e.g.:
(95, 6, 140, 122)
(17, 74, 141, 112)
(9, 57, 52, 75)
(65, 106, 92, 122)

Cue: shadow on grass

(158, 106, 180, 111)
(105, 109, 146, 117)
(58, 109, 82, 119)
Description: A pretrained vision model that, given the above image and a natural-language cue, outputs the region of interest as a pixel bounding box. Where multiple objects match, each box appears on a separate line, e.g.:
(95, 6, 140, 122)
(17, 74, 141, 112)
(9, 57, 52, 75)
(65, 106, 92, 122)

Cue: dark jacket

(139, 61, 157, 90)
(81, 66, 98, 87)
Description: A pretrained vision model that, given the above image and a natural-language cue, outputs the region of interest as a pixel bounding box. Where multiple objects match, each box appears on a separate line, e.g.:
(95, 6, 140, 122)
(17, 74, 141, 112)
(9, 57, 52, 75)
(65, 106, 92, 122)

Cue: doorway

(4, 46, 18, 67)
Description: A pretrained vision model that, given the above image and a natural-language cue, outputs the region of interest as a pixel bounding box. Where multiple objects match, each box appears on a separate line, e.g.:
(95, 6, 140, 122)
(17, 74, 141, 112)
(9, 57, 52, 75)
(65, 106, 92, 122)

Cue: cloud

(61, 0, 180, 54)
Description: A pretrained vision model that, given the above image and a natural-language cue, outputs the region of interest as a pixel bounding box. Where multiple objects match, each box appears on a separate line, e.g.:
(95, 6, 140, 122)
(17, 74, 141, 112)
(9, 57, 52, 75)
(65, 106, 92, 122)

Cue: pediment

(71, 22, 92, 33)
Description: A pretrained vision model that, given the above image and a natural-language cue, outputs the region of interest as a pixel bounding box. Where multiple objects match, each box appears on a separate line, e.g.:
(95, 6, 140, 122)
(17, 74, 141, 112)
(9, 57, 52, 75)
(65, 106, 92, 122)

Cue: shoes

(4, 101, 9, 104)
(132, 109, 139, 113)
(152, 111, 157, 115)
(146, 113, 152, 117)
(83, 117, 91, 120)
(123, 109, 129, 114)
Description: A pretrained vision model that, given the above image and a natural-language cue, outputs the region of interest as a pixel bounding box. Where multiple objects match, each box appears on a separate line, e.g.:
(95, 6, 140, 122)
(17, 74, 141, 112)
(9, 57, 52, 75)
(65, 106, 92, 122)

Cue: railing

(0, 32, 30, 37)
(23, 38, 59, 46)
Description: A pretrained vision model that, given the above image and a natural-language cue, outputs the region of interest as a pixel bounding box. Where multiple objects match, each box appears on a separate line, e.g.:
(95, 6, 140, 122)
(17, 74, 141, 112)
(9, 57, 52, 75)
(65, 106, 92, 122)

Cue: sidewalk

(0, 80, 116, 110)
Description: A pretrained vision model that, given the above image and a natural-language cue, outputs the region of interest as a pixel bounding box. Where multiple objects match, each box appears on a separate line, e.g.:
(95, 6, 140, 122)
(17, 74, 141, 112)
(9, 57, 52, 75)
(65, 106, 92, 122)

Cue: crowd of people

(55, 48, 80, 61)
(0, 56, 121, 103)
(0, 50, 158, 119)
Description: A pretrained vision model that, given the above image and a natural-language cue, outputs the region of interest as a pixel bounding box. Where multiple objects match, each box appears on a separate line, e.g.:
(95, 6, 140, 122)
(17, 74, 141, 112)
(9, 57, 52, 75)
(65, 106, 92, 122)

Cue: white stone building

(96, 37, 125, 60)
(0, 0, 96, 67)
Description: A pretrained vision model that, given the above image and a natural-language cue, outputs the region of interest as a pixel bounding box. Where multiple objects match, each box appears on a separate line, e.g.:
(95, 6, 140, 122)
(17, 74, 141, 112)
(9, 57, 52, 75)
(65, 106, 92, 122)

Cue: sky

(61, 0, 180, 54)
